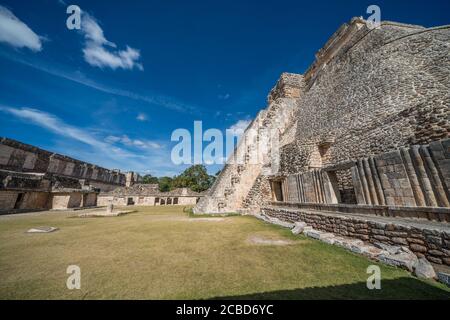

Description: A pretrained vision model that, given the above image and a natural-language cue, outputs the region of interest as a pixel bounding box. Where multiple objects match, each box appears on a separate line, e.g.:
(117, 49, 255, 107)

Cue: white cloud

(218, 93, 230, 100)
(80, 12, 143, 71)
(0, 104, 178, 175)
(105, 135, 161, 150)
(0, 105, 117, 151)
(1, 53, 199, 113)
(228, 119, 251, 132)
(0, 5, 43, 51)
(136, 113, 148, 121)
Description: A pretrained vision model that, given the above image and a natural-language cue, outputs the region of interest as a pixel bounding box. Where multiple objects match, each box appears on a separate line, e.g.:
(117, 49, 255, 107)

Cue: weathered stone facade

(195, 18, 450, 215)
(194, 18, 450, 267)
(0, 137, 130, 190)
(194, 73, 303, 214)
(0, 137, 140, 213)
(262, 206, 450, 266)
(281, 19, 449, 175)
(98, 184, 204, 206)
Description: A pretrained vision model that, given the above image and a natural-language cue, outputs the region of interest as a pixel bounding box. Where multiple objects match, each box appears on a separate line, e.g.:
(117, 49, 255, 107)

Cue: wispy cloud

(136, 112, 148, 121)
(0, 104, 122, 153)
(218, 93, 230, 100)
(228, 119, 251, 132)
(80, 11, 143, 71)
(105, 135, 161, 150)
(1, 53, 199, 113)
(0, 5, 43, 51)
(0, 104, 180, 175)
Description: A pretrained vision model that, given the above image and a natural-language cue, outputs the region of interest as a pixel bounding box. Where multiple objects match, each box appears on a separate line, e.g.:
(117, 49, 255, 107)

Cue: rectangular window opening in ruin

(127, 197, 134, 205)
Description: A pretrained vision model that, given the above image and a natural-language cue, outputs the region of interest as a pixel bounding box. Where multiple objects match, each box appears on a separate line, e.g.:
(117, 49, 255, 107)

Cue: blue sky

(0, 0, 449, 177)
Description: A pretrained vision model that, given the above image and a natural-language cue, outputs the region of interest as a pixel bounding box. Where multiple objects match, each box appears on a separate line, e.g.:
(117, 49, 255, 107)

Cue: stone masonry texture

(195, 17, 450, 215)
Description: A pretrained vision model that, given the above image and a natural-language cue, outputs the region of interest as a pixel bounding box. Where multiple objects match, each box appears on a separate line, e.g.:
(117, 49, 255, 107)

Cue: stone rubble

(254, 212, 442, 282)
(414, 258, 437, 279)
(437, 272, 450, 286)
(291, 221, 307, 235)
(26, 226, 59, 233)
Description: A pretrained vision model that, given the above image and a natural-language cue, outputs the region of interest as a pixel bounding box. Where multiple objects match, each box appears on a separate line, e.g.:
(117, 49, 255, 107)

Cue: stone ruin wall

(262, 206, 450, 266)
(280, 20, 450, 175)
(0, 137, 127, 189)
(194, 73, 303, 214)
(196, 18, 450, 215)
(280, 138, 450, 209)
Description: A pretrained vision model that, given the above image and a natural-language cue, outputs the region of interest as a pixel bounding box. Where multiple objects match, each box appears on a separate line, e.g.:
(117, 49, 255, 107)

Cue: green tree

(172, 165, 215, 192)
(141, 174, 159, 184)
(158, 176, 173, 192)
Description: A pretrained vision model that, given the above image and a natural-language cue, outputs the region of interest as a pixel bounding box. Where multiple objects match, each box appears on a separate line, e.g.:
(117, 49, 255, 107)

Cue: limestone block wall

(98, 195, 198, 206)
(194, 74, 304, 214)
(195, 18, 449, 214)
(0, 191, 19, 211)
(242, 175, 272, 211)
(0, 191, 50, 212)
(19, 192, 50, 210)
(280, 138, 450, 209)
(177, 197, 199, 205)
(51, 193, 82, 209)
(0, 138, 127, 189)
(83, 193, 97, 207)
(280, 20, 450, 175)
(97, 196, 114, 206)
(262, 206, 450, 266)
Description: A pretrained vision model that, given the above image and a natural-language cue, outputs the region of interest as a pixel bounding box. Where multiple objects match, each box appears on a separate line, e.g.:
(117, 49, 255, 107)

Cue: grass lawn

(0, 205, 449, 300)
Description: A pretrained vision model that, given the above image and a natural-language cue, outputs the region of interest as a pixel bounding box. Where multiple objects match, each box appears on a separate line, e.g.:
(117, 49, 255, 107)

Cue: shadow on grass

(210, 278, 450, 300)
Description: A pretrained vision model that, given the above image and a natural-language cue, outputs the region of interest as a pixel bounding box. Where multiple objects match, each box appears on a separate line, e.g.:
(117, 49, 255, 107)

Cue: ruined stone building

(98, 184, 204, 206)
(195, 18, 450, 266)
(0, 138, 139, 213)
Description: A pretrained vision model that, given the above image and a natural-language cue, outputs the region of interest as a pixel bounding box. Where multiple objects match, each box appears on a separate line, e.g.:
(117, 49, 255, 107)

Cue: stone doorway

(271, 181, 284, 202)
(335, 168, 357, 204)
(14, 193, 25, 209)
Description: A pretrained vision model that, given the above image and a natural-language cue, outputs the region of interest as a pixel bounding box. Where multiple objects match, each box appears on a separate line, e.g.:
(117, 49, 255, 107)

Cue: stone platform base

(76, 210, 135, 218)
(261, 205, 450, 266)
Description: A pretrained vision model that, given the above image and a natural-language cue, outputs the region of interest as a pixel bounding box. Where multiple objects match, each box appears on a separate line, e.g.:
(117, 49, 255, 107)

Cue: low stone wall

(98, 195, 199, 206)
(0, 137, 126, 188)
(0, 190, 50, 212)
(270, 201, 450, 222)
(261, 206, 450, 266)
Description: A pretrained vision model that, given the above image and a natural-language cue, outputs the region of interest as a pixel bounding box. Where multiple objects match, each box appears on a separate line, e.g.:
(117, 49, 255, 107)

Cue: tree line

(141, 165, 219, 192)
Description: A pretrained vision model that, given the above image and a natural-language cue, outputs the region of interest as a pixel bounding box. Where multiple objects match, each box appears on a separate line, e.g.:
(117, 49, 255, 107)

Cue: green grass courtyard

(0, 205, 449, 299)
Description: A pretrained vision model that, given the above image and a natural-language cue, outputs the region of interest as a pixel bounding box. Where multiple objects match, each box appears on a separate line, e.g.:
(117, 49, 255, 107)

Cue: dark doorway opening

(14, 193, 25, 209)
(272, 181, 284, 202)
(127, 197, 135, 205)
(335, 169, 357, 204)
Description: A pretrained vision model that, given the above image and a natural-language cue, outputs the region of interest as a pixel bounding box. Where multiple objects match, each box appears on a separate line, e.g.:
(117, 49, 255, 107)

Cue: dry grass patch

(0, 205, 449, 300)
